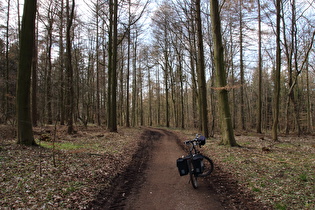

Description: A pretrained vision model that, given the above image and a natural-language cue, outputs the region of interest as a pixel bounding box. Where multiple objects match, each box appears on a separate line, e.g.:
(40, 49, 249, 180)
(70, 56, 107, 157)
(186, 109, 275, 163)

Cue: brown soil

(88, 128, 269, 210)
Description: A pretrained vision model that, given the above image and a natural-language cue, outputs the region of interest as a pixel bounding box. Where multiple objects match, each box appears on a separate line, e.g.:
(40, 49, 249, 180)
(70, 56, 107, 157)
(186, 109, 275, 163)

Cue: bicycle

(176, 134, 214, 189)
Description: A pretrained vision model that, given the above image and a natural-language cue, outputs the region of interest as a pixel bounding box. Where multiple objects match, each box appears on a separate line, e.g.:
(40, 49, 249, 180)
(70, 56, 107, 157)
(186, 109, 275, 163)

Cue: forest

(1, 0, 315, 209)
(0, 0, 315, 140)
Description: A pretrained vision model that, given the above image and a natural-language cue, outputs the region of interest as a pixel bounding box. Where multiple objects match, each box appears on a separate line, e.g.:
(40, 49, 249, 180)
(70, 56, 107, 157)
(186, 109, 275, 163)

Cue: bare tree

(256, 0, 262, 133)
(210, 0, 238, 146)
(107, 0, 118, 132)
(65, 0, 75, 134)
(195, 0, 209, 137)
(272, 0, 282, 141)
(16, 0, 37, 145)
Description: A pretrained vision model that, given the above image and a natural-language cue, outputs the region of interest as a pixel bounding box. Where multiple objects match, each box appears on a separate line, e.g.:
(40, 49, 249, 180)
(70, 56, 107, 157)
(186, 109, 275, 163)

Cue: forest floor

(0, 125, 314, 209)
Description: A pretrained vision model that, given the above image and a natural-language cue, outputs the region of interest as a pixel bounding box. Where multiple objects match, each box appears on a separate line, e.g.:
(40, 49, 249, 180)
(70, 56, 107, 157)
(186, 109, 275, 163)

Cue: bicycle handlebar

(184, 134, 205, 146)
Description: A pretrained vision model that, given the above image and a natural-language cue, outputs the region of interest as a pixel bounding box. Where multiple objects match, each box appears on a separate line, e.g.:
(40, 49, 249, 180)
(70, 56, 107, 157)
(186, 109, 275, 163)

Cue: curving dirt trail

(123, 128, 223, 210)
(88, 127, 269, 210)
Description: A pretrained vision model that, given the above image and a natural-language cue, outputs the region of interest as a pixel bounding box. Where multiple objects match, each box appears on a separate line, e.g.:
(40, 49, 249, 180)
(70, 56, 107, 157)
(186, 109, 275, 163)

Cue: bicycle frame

(177, 134, 213, 189)
(185, 135, 202, 155)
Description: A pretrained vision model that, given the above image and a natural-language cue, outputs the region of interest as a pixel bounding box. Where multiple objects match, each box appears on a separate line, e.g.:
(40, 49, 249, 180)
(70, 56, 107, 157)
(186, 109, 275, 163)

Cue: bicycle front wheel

(199, 155, 214, 177)
(188, 159, 198, 189)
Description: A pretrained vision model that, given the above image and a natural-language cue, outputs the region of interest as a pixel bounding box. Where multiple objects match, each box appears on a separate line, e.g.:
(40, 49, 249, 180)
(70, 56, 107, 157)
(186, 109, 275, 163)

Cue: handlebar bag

(176, 157, 189, 176)
(198, 136, 206, 145)
(192, 154, 204, 175)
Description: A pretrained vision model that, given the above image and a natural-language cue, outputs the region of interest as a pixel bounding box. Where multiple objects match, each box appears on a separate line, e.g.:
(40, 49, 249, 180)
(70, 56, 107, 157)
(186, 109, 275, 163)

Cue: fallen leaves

(0, 125, 142, 209)
(204, 134, 315, 209)
(174, 130, 315, 209)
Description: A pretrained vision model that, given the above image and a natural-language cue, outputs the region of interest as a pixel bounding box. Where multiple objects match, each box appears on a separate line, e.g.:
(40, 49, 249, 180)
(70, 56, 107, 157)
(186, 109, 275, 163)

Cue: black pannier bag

(198, 135, 206, 145)
(176, 156, 189, 176)
(192, 154, 204, 175)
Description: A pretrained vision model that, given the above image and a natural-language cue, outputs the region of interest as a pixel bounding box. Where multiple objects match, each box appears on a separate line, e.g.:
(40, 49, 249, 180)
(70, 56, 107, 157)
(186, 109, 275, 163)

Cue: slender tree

(65, 0, 75, 134)
(256, 0, 262, 133)
(195, 0, 209, 137)
(16, 0, 37, 145)
(272, 0, 282, 141)
(45, 1, 56, 124)
(58, 0, 65, 125)
(5, 0, 10, 123)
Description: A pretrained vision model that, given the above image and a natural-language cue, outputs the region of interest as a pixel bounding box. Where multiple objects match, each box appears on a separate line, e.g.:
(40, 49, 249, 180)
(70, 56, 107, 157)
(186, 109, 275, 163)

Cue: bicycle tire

(198, 155, 214, 177)
(188, 159, 198, 189)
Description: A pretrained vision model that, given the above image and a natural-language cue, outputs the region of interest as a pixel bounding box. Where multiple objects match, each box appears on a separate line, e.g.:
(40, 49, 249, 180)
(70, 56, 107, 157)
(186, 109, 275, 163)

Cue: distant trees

(0, 0, 314, 144)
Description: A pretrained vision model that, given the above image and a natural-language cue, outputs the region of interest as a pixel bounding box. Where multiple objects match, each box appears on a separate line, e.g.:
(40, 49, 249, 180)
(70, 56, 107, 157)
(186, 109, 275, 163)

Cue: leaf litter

(1, 125, 315, 209)
(200, 133, 315, 210)
(0, 125, 141, 209)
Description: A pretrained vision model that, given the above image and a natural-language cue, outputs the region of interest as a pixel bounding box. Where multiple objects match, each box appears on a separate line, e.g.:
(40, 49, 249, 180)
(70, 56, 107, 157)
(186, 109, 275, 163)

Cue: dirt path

(88, 127, 265, 209)
(123, 128, 223, 210)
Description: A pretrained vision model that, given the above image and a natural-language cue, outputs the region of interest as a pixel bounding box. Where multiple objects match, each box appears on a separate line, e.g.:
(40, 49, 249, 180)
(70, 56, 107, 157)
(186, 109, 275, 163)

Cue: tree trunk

(16, 0, 37, 145)
(126, 0, 131, 127)
(188, 20, 198, 128)
(5, 0, 11, 124)
(257, 0, 262, 133)
(59, 0, 65, 125)
(210, 0, 238, 146)
(107, 0, 113, 129)
(306, 61, 312, 133)
(96, 0, 101, 126)
(272, 0, 281, 141)
(46, 6, 54, 124)
(107, 0, 118, 132)
(132, 31, 138, 127)
(239, 0, 245, 130)
(32, 15, 38, 126)
(196, 0, 209, 137)
(163, 23, 170, 128)
(66, 0, 75, 134)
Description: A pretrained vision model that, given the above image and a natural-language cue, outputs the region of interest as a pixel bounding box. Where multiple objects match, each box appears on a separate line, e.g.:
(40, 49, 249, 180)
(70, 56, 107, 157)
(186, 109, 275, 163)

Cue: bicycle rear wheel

(188, 159, 198, 189)
(198, 155, 214, 177)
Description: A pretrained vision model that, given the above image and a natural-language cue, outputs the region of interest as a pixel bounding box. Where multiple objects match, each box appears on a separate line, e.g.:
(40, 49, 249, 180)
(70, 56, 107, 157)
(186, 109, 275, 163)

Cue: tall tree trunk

(157, 69, 161, 126)
(126, 0, 131, 127)
(96, 0, 101, 126)
(239, 0, 245, 130)
(229, 21, 236, 129)
(306, 61, 312, 133)
(59, 0, 65, 125)
(66, 0, 75, 134)
(179, 50, 185, 129)
(107, 0, 118, 132)
(107, 0, 113, 129)
(272, 0, 281, 141)
(17, 0, 37, 145)
(32, 15, 38, 126)
(148, 60, 153, 126)
(291, 0, 301, 135)
(5, 0, 11, 124)
(196, 0, 209, 137)
(257, 0, 262, 133)
(210, 0, 237, 146)
(132, 32, 138, 127)
(46, 7, 54, 124)
(163, 23, 170, 128)
(188, 21, 198, 128)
